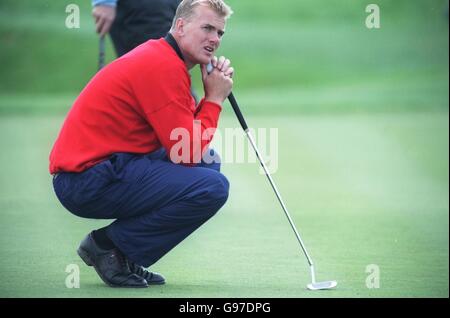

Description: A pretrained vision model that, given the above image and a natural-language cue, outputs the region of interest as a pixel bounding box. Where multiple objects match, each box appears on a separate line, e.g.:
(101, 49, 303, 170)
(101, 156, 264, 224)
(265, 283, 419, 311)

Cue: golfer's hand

(201, 56, 234, 105)
(92, 5, 116, 36)
(211, 56, 234, 78)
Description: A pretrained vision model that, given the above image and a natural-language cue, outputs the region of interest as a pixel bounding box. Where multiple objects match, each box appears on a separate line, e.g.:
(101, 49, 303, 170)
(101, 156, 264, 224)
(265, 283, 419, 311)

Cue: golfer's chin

(187, 53, 213, 69)
(197, 52, 213, 65)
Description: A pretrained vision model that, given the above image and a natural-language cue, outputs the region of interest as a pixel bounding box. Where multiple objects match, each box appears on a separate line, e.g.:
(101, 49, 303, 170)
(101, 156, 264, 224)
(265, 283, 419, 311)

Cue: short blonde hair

(170, 0, 233, 31)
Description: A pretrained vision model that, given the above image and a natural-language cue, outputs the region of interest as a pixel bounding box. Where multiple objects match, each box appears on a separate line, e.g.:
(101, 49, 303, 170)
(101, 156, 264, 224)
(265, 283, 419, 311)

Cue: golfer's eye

(203, 25, 224, 39)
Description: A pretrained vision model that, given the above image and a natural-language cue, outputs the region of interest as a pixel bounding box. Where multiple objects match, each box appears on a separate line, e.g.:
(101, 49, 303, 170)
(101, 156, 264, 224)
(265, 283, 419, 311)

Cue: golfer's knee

(205, 173, 229, 209)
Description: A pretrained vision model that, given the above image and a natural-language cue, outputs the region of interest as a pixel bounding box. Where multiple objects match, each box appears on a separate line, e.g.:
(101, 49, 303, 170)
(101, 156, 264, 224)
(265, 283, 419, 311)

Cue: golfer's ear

(175, 18, 185, 36)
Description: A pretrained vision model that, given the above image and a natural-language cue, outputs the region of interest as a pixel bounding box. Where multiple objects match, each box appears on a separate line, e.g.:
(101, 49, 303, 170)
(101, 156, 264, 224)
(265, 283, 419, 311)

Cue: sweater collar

(164, 33, 184, 62)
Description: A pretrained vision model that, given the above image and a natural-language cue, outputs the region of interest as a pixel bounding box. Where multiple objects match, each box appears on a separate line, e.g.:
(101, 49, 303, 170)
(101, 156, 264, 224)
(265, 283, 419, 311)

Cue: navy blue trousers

(53, 148, 229, 267)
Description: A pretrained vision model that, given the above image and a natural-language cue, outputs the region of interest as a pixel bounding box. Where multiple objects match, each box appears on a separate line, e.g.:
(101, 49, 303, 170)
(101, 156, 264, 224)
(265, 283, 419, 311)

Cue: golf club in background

(207, 63, 337, 291)
(98, 36, 105, 71)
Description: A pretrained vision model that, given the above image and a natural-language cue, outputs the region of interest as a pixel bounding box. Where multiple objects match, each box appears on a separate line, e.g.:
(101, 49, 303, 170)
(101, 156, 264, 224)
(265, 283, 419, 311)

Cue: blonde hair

(170, 0, 233, 31)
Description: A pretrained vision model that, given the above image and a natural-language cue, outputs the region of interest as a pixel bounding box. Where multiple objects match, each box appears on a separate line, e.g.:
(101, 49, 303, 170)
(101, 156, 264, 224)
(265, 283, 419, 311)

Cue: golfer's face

(182, 6, 226, 66)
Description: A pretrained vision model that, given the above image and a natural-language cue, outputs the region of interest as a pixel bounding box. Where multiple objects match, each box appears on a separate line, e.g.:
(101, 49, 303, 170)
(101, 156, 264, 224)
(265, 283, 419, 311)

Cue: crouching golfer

(49, 0, 233, 288)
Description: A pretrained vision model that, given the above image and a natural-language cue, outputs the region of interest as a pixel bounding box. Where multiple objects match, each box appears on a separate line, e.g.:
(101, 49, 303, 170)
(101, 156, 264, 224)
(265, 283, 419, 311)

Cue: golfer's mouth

(204, 46, 214, 55)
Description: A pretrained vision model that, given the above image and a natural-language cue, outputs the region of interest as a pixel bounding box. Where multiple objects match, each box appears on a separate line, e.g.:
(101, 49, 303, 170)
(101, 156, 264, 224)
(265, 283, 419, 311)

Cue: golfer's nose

(209, 33, 220, 46)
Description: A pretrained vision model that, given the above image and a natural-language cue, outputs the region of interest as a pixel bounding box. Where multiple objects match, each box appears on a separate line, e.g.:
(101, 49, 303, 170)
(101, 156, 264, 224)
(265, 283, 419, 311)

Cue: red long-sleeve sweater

(49, 38, 222, 174)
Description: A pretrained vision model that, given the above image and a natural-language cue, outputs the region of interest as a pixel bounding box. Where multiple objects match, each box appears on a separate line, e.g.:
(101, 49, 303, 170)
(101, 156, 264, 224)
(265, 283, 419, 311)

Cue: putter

(98, 35, 106, 71)
(207, 63, 337, 291)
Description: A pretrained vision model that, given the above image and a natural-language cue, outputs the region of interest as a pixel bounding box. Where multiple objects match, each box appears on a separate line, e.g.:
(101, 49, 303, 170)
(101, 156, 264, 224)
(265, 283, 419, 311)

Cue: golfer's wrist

(204, 96, 224, 106)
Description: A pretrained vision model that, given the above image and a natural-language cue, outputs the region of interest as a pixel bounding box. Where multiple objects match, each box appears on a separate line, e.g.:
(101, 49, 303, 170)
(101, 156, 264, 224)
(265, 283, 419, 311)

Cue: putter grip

(228, 93, 249, 131)
(206, 63, 249, 131)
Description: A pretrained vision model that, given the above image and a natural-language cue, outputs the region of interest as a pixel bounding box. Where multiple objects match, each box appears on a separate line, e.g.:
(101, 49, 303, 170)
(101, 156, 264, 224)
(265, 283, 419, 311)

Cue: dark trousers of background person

(52, 148, 228, 267)
(110, 0, 181, 56)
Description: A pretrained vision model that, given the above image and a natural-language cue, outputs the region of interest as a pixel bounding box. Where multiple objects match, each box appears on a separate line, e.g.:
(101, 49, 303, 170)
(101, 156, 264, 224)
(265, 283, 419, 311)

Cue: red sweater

(49, 39, 222, 174)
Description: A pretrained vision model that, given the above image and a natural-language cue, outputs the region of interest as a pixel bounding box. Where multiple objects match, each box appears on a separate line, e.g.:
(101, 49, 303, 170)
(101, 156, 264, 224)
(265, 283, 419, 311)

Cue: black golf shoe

(77, 232, 148, 288)
(128, 261, 166, 285)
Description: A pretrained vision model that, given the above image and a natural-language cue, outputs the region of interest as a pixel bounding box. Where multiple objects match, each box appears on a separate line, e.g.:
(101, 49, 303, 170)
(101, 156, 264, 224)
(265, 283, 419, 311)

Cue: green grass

(0, 111, 448, 297)
(1, 74, 448, 115)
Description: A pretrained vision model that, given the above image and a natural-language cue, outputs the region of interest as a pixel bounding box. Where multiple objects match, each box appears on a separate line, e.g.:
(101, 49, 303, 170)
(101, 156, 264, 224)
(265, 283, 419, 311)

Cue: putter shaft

(243, 129, 314, 267)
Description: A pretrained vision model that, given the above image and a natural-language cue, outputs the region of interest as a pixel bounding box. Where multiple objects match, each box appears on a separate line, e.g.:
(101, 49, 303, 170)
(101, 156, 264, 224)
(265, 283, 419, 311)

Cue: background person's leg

(110, 0, 181, 56)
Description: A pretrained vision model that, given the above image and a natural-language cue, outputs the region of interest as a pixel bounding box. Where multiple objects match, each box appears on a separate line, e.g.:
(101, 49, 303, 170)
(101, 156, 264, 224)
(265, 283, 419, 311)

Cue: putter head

(307, 280, 337, 290)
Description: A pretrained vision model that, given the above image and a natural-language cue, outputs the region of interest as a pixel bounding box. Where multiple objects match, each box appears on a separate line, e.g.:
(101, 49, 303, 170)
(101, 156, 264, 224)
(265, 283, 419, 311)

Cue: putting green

(0, 111, 447, 297)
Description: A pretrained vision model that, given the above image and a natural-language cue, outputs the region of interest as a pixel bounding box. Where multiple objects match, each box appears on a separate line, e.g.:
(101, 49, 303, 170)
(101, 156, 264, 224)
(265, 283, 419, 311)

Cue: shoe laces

(129, 261, 153, 280)
(109, 249, 131, 273)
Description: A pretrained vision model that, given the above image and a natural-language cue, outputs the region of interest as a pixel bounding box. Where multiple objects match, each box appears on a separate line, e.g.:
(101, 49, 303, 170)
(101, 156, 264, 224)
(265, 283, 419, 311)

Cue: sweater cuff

(196, 98, 222, 114)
